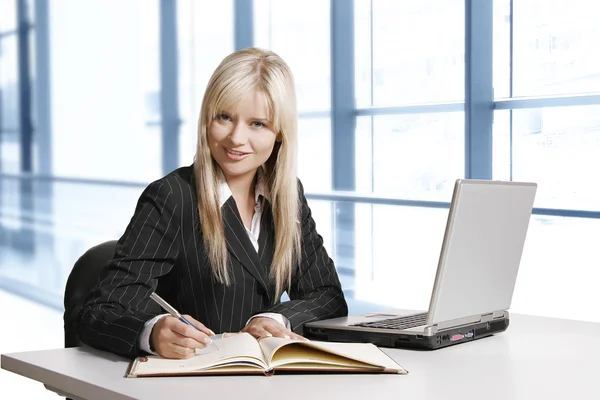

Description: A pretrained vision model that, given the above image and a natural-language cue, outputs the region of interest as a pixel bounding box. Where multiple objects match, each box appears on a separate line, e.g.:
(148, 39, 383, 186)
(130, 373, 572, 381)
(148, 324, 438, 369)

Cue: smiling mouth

(226, 149, 248, 155)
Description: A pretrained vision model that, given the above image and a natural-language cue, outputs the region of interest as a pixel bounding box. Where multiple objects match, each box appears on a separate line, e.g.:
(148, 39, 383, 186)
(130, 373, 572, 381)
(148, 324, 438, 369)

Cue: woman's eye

(217, 114, 231, 121)
(251, 121, 266, 128)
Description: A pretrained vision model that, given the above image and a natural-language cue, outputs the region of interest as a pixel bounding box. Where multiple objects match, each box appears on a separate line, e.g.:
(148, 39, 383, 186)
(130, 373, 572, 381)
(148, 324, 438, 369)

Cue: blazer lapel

(222, 197, 269, 294)
(258, 200, 275, 280)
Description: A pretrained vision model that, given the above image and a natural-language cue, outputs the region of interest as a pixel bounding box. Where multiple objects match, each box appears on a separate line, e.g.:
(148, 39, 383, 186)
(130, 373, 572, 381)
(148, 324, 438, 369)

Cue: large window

(349, 0, 465, 311)
(1, 0, 598, 323)
(493, 0, 600, 322)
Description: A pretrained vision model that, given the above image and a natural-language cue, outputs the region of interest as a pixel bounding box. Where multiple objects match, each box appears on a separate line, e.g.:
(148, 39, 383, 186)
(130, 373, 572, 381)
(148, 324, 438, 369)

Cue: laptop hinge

(425, 310, 509, 335)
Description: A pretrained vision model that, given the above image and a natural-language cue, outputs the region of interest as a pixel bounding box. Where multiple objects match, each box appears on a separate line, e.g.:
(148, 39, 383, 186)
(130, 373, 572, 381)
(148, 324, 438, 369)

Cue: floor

(0, 290, 64, 399)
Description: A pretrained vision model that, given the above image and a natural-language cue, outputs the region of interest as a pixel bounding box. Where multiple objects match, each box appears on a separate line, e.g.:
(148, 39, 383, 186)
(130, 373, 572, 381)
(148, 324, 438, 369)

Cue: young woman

(77, 47, 348, 359)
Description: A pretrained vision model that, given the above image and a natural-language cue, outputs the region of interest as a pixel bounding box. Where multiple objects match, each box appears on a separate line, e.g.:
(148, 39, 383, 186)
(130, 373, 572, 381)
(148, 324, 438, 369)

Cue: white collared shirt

(218, 173, 264, 253)
(139, 176, 290, 354)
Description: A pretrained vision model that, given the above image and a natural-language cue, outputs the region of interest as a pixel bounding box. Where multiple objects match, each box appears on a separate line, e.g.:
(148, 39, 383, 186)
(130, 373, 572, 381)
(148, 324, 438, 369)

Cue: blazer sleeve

(77, 179, 181, 358)
(265, 181, 349, 333)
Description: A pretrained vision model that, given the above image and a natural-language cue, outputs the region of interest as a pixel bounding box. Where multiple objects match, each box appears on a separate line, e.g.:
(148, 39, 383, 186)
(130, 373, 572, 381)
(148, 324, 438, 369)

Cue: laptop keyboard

(351, 313, 428, 330)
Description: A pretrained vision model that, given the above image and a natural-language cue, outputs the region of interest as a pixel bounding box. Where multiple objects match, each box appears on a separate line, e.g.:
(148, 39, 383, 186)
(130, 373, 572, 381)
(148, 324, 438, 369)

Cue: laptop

(305, 179, 537, 350)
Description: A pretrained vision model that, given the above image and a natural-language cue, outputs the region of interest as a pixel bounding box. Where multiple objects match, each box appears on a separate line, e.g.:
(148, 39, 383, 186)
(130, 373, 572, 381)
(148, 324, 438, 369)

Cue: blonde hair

(194, 47, 301, 301)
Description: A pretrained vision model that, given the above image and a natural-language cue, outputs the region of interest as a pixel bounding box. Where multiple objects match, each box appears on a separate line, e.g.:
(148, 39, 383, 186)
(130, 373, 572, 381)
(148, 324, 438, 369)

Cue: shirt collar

(218, 171, 265, 208)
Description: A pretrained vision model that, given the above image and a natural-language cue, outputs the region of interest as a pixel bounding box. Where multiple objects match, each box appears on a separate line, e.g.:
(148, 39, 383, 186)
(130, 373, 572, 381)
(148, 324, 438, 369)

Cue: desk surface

(2, 313, 600, 400)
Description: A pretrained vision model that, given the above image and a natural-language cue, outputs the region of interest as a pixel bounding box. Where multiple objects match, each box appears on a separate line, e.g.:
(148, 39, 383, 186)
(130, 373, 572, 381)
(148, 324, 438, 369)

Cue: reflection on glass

(513, 0, 600, 96)
(253, 0, 331, 112)
(372, 112, 464, 200)
(2, 182, 599, 323)
(0, 178, 144, 306)
(512, 105, 600, 210)
(355, 0, 464, 107)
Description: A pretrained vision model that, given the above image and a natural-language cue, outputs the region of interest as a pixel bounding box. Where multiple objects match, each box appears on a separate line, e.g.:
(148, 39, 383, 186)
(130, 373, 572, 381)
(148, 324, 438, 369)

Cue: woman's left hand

(239, 317, 307, 340)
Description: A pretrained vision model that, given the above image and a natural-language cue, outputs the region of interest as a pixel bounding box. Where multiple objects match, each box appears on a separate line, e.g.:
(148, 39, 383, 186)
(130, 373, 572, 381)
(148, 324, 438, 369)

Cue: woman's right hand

(150, 314, 215, 359)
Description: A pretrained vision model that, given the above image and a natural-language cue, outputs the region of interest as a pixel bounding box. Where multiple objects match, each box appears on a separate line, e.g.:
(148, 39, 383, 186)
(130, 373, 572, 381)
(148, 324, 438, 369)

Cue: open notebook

(126, 332, 407, 377)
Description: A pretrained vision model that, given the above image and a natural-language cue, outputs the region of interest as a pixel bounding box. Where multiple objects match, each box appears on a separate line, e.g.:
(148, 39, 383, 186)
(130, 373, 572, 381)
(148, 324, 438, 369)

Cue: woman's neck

(225, 170, 257, 205)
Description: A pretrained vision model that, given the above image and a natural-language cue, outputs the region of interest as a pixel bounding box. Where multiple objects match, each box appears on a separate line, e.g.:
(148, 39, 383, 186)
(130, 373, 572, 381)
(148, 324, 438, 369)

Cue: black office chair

(63, 240, 117, 348)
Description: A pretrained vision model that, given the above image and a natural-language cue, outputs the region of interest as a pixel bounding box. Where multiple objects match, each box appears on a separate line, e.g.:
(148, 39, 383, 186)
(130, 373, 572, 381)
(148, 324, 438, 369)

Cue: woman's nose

(228, 123, 247, 146)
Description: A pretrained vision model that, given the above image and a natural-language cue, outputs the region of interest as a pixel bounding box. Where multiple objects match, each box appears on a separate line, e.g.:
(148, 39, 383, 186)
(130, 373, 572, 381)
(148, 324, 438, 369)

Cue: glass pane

(298, 117, 332, 192)
(253, 0, 331, 113)
(0, 0, 16, 32)
(354, 0, 372, 108)
(177, 0, 234, 164)
(492, 110, 511, 181)
(514, 215, 600, 323)
(372, 112, 464, 201)
(355, 204, 448, 312)
(48, 0, 161, 181)
(513, 0, 600, 96)
(356, 0, 464, 107)
(493, 0, 511, 99)
(0, 35, 19, 173)
(355, 116, 373, 192)
(512, 105, 600, 210)
(0, 36, 19, 132)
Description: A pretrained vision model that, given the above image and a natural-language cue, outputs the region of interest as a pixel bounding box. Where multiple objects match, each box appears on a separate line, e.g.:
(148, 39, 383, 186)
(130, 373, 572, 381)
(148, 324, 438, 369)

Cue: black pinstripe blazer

(77, 165, 348, 358)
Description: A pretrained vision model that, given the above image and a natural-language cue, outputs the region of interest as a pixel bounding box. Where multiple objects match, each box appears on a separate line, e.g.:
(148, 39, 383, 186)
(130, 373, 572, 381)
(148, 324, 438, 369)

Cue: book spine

(125, 358, 141, 378)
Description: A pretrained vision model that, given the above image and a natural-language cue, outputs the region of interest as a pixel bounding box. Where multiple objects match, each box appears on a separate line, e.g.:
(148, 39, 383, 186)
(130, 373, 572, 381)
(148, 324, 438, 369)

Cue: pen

(149, 292, 218, 351)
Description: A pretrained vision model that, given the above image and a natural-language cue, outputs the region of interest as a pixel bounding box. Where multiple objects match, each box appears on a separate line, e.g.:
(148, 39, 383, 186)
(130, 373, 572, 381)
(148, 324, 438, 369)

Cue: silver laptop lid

(426, 179, 537, 326)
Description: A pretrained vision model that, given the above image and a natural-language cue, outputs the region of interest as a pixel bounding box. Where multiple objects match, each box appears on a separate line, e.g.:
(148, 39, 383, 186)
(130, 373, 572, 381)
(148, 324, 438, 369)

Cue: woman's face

(208, 90, 278, 185)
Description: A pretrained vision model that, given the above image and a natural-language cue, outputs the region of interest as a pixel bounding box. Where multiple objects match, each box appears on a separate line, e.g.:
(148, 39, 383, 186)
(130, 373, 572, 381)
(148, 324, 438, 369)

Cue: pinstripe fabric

(77, 165, 348, 358)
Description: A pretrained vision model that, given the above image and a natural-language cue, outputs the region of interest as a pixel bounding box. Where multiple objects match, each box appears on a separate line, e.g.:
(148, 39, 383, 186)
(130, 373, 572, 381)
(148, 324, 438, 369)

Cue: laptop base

(304, 318, 509, 350)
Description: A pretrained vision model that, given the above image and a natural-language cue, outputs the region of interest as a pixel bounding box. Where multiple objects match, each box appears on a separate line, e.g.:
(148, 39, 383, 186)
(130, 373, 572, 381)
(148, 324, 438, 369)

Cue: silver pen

(149, 292, 218, 351)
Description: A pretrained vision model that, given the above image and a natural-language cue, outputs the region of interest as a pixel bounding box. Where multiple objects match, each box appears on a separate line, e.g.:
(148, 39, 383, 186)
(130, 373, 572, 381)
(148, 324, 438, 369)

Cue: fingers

(151, 316, 216, 359)
(263, 326, 307, 341)
(170, 317, 213, 346)
(166, 343, 196, 359)
(241, 317, 308, 341)
(181, 314, 215, 337)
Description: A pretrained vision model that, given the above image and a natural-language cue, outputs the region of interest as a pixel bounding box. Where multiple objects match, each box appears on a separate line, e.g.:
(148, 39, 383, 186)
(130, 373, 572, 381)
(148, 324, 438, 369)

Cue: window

(493, 0, 600, 322)
(348, 0, 465, 312)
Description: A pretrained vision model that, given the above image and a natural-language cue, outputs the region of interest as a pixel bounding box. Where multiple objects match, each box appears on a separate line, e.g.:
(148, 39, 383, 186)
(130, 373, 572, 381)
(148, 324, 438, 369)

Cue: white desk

(2, 314, 599, 400)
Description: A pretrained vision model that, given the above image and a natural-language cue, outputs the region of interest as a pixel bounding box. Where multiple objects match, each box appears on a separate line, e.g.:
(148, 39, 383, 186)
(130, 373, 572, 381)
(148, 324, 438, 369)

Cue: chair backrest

(63, 240, 117, 348)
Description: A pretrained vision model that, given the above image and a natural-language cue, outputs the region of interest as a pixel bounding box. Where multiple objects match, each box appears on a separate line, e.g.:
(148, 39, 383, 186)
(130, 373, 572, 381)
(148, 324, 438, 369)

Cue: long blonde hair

(194, 47, 301, 301)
